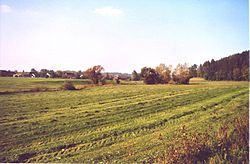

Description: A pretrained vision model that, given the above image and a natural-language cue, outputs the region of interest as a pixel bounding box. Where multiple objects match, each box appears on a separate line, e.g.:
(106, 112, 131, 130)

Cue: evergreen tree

(199, 51, 249, 81)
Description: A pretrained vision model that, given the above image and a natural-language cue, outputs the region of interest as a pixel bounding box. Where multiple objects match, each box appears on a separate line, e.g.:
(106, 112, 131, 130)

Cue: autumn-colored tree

(155, 64, 172, 83)
(172, 63, 191, 84)
(84, 65, 104, 84)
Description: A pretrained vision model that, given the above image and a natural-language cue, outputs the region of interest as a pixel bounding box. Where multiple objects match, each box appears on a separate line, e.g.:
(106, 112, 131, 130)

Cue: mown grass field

(0, 77, 248, 162)
(0, 77, 92, 93)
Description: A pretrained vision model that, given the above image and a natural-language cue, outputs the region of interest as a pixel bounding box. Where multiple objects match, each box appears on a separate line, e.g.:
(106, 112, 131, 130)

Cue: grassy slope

(0, 77, 248, 162)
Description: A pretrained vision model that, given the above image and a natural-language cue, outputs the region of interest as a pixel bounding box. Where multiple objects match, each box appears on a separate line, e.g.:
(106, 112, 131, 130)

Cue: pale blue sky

(0, 0, 248, 73)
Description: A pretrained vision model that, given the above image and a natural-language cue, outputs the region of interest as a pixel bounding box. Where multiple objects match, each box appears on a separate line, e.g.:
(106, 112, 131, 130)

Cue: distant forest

(196, 50, 249, 81)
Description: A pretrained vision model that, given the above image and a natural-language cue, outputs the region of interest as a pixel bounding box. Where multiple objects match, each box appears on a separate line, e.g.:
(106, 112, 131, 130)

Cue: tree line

(0, 50, 248, 84)
(131, 63, 191, 84)
(197, 50, 249, 81)
(131, 50, 249, 84)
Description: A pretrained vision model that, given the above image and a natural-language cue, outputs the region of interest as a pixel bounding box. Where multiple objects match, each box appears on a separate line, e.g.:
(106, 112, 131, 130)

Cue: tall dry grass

(148, 115, 249, 163)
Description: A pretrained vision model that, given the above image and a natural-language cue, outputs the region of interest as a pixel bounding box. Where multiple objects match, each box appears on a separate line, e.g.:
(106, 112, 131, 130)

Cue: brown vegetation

(62, 81, 76, 90)
(148, 115, 249, 163)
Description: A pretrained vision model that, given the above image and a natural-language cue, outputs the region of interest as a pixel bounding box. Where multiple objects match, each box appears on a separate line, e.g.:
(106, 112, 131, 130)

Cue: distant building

(13, 73, 22, 77)
(31, 74, 36, 78)
(45, 73, 51, 78)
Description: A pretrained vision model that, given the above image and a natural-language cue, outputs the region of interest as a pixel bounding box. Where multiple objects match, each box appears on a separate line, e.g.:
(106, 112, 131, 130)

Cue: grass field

(0, 77, 93, 93)
(0, 77, 248, 162)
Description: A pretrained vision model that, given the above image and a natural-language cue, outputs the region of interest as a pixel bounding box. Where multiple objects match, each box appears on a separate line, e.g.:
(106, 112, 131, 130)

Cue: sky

(0, 0, 249, 73)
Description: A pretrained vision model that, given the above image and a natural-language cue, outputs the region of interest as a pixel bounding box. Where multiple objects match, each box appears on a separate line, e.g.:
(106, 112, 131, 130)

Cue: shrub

(62, 81, 76, 90)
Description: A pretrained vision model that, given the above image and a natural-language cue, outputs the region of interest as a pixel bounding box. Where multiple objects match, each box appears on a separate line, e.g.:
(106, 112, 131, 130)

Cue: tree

(48, 70, 55, 78)
(30, 68, 37, 74)
(75, 71, 82, 79)
(172, 63, 191, 84)
(233, 68, 241, 81)
(30, 68, 38, 77)
(40, 69, 49, 78)
(188, 64, 197, 78)
(84, 65, 104, 84)
(199, 51, 249, 81)
(104, 73, 112, 80)
(202, 61, 210, 80)
(55, 70, 63, 78)
(140, 67, 160, 84)
(209, 59, 216, 80)
(131, 70, 140, 81)
(155, 64, 172, 83)
(241, 66, 249, 81)
(197, 64, 204, 78)
(100, 76, 106, 85)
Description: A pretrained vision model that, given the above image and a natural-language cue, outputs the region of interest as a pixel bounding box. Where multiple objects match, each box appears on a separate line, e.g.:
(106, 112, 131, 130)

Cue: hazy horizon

(0, 0, 248, 73)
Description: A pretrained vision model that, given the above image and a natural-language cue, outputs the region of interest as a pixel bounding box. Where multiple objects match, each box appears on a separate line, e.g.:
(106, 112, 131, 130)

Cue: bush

(62, 81, 76, 90)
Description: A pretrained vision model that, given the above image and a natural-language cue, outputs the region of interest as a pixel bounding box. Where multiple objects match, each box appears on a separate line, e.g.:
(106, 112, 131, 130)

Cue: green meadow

(0, 77, 248, 162)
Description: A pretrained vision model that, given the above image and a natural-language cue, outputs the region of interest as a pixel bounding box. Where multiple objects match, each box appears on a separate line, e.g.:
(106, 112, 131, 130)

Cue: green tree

(197, 64, 204, 77)
(30, 68, 37, 74)
(140, 67, 160, 84)
(199, 50, 249, 81)
(55, 70, 63, 78)
(40, 69, 49, 78)
(131, 70, 140, 81)
(188, 64, 197, 78)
